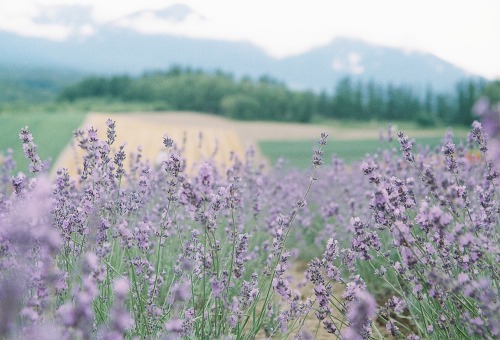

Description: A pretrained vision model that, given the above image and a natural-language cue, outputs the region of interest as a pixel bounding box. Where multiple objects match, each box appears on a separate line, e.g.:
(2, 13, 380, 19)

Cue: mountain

(273, 38, 475, 93)
(0, 5, 480, 93)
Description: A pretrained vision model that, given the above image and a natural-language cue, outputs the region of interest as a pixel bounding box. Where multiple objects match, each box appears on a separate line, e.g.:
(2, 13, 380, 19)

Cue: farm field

(0, 106, 498, 339)
(1, 111, 469, 173)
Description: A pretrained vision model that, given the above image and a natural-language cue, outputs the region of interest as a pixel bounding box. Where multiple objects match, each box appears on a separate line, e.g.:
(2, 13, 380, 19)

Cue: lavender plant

(297, 125, 498, 339)
(0, 115, 498, 340)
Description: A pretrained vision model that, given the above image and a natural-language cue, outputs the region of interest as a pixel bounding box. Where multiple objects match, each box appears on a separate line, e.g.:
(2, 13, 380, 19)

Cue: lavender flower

(397, 131, 415, 162)
(106, 119, 116, 146)
(472, 97, 500, 165)
(343, 290, 377, 340)
(312, 132, 328, 165)
(170, 281, 191, 303)
(442, 142, 458, 173)
(165, 318, 183, 333)
(312, 148, 324, 166)
(386, 318, 400, 337)
(102, 278, 133, 339)
(163, 134, 174, 148)
(114, 144, 127, 179)
(0, 119, 497, 339)
(19, 127, 43, 173)
(0, 275, 24, 338)
(233, 233, 249, 278)
(470, 121, 488, 152)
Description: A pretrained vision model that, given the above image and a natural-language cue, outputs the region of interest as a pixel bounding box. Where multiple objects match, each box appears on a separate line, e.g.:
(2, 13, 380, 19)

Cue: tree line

(59, 66, 491, 125)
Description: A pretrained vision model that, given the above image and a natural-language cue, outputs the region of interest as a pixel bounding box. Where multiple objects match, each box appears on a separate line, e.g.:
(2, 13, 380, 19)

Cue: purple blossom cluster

(0, 112, 498, 339)
(472, 96, 500, 165)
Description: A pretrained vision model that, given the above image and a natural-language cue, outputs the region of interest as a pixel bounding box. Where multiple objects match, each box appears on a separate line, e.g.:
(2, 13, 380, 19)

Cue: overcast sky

(1, 0, 499, 79)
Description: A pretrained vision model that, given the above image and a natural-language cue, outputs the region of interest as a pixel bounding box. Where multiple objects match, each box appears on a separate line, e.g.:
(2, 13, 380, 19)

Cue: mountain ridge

(0, 18, 481, 93)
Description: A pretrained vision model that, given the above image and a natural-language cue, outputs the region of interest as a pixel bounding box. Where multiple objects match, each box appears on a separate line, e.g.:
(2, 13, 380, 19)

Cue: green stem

(247, 164, 320, 338)
(126, 248, 149, 336)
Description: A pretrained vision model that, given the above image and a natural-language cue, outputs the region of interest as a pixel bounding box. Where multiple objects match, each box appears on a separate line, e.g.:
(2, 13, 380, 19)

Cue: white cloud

(347, 52, 364, 75)
(0, 16, 72, 40)
(112, 7, 244, 42)
(78, 23, 94, 37)
(331, 53, 364, 75)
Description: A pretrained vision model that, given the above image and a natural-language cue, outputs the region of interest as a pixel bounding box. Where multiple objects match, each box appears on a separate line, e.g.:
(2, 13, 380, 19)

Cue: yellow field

(54, 111, 352, 177)
(53, 112, 252, 177)
(53, 111, 460, 178)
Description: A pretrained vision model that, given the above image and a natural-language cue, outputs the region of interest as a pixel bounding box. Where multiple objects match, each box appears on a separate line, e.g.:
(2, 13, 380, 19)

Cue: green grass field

(259, 135, 470, 169)
(0, 112, 84, 172)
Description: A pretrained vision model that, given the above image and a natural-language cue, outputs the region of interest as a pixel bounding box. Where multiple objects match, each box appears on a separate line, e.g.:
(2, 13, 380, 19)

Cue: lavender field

(0, 100, 499, 340)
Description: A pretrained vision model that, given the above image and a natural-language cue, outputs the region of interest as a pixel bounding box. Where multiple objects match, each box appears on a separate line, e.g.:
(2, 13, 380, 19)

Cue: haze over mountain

(0, 3, 481, 93)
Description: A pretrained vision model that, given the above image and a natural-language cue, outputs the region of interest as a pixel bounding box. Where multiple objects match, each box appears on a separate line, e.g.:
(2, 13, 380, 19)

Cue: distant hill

(272, 38, 475, 93)
(0, 4, 482, 94)
(0, 65, 83, 103)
